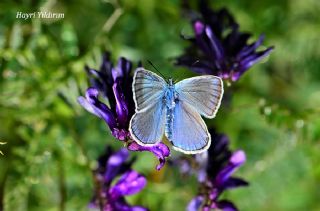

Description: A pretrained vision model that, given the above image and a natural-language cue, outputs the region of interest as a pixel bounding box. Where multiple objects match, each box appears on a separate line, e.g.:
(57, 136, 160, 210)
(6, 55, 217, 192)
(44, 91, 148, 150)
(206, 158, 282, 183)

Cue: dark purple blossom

(78, 53, 134, 140)
(184, 131, 248, 211)
(176, 0, 274, 81)
(127, 142, 170, 171)
(78, 53, 170, 170)
(170, 152, 208, 182)
(89, 147, 148, 211)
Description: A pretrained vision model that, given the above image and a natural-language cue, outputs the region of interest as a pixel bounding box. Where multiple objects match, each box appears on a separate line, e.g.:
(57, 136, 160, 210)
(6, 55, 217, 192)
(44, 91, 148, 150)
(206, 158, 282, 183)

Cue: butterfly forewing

(129, 68, 167, 145)
(132, 68, 166, 112)
(175, 76, 223, 118)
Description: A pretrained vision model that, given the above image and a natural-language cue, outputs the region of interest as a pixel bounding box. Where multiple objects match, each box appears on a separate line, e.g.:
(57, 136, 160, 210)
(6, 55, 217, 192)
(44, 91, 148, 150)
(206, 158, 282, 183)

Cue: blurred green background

(1, 0, 320, 210)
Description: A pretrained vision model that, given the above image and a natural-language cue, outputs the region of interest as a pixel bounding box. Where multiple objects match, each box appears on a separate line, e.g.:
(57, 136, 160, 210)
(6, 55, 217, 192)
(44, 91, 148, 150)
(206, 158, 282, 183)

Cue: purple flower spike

(204, 26, 224, 61)
(176, 1, 274, 82)
(110, 170, 147, 198)
(183, 130, 248, 211)
(216, 200, 237, 211)
(187, 196, 204, 211)
(127, 141, 170, 171)
(113, 82, 129, 127)
(104, 148, 129, 184)
(194, 21, 205, 35)
(79, 52, 135, 141)
(78, 87, 117, 131)
(90, 147, 148, 211)
(215, 150, 246, 187)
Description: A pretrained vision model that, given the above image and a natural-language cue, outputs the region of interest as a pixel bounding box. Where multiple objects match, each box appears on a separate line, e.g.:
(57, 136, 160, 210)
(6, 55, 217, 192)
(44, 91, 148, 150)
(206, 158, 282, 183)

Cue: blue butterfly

(129, 68, 224, 154)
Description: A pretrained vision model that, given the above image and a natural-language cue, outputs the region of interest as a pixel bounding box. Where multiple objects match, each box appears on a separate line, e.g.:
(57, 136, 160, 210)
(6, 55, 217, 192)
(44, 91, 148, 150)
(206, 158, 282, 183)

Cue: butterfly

(129, 68, 224, 154)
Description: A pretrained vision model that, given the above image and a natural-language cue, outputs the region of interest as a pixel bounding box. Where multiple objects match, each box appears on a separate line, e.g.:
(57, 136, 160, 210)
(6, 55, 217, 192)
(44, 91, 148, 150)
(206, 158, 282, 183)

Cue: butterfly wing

(175, 75, 223, 118)
(169, 100, 211, 154)
(132, 67, 167, 112)
(130, 102, 166, 145)
(169, 75, 224, 154)
(129, 68, 167, 145)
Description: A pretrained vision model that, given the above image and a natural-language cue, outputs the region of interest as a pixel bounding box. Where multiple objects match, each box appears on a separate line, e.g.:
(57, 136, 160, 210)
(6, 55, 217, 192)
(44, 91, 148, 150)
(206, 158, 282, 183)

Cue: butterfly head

(168, 78, 174, 86)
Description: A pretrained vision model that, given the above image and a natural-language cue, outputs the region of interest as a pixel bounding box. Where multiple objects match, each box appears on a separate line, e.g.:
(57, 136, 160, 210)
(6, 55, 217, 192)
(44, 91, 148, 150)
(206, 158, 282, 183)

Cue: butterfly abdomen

(164, 83, 177, 141)
(165, 107, 174, 140)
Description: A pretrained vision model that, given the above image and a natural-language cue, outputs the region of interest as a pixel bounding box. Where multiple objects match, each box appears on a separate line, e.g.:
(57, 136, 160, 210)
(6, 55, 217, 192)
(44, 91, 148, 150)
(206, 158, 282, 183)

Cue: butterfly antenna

(191, 60, 200, 66)
(147, 60, 167, 80)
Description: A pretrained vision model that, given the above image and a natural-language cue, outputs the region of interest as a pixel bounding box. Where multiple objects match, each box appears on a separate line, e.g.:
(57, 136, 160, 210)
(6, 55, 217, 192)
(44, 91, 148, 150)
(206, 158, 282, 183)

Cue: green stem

(58, 157, 66, 211)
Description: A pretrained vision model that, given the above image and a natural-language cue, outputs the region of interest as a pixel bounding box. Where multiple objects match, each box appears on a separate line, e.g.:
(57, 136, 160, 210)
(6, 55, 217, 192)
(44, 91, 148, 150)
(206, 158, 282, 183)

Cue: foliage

(0, 0, 320, 210)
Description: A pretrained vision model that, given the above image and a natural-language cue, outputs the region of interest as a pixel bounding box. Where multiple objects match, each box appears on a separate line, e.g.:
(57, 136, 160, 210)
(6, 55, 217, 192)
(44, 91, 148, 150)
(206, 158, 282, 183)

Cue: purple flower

(170, 152, 208, 183)
(78, 53, 170, 170)
(176, 0, 274, 81)
(78, 53, 134, 141)
(185, 130, 248, 211)
(127, 142, 170, 171)
(89, 147, 148, 211)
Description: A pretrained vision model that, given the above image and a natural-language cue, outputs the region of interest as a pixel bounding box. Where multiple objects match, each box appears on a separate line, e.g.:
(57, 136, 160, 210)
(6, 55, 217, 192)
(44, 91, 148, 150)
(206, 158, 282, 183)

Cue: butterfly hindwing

(129, 101, 166, 145)
(175, 75, 223, 118)
(129, 68, 167, 145)
(169, 100, 211, 154)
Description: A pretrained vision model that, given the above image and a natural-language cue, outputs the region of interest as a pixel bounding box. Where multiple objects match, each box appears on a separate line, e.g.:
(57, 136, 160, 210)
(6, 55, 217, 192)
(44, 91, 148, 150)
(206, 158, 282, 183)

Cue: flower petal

(223, 177, 249, 190)
(127, 141, 170, 171)
(86, 53, 115, 100)
(104, 148, 130, 183)
(113, 82, 129, 127)
(88, 198, 98, 209)
(237, 34, 265, 59)
(78, 88, 116, 129)
(216, 200, 238, 211)
(205, 26, 224, 60)
(187, 196, 204, 211)
(224, 27, 251, 56)
(100, 52, 114, 77)
(85, 66, 105, 92)
(193, 21, 215, 58)
(195, 152, 208, 183)
(113, 198, 149, 211)
(194, 20, 205, 35)
(129, 206, 149, 211)
(113, 57, 132, 81)
(239, 46, 274, 69)
(110, 170, 147, 198)
(206, 132, 232, 179)
(112, 128, 130, 141)
(230, 150, 246, 165)
(78, 96, 99, 117)
(215, 150, 246, 187)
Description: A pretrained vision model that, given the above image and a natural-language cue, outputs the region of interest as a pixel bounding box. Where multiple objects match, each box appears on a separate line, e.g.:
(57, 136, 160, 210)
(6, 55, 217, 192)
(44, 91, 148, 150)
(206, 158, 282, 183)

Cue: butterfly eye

(174, 92, 179, 100)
